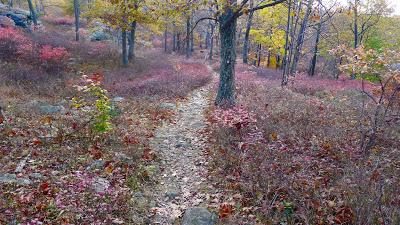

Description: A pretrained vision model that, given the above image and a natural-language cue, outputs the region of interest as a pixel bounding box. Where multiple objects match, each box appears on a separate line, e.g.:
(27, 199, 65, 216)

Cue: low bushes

(206, 64, 400, 224)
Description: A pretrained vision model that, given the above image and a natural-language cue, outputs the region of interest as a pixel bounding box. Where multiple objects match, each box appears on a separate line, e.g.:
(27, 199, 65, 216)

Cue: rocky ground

(149, 66, 218, 225)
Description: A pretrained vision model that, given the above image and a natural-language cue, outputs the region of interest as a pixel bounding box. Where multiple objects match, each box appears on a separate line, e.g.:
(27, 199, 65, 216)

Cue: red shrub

(42, 16, 75, 26)
(0, 27, 34, 60)
(39, 45, 70, 72)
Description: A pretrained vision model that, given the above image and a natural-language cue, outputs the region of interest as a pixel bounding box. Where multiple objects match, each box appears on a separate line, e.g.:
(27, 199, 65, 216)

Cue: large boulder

(0, 15, 15, 27)
(0, 3, 31, 28)
(182, 207, 216, 225)
(89, 21, 113, 41)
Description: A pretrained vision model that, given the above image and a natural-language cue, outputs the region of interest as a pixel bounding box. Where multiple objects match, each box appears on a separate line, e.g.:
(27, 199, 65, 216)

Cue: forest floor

(1, 20, 399, 224)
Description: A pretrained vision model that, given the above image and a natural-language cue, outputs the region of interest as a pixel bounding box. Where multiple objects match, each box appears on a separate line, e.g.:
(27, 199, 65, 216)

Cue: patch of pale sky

(332, 0, 400, 15)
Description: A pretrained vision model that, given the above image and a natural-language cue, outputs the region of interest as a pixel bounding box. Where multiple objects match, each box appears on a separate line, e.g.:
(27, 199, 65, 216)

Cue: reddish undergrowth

(206, 63, 399, 224)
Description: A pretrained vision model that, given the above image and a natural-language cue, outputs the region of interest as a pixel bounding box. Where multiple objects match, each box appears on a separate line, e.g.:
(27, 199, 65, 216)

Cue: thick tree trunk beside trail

(215, 12, 237, 107)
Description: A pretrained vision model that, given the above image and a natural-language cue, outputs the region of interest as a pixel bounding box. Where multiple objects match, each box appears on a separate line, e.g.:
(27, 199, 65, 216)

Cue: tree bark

(186, 17, 191, 58)
(215, 9, 237, 106)
(291, 0, 313, 74)
(209, 22, 215, 60)
(308, 23, 321, 76)
(353, 0, 359, 48)
(128, 21, 137, 60)
(122, 30, 128, 66)
(282, 0, 292, 85)
(257, 43, 262, 67)
(242, 0, 254, 64)
(73, 0, 80, 41)
(27, 0, 37, 26)
(164, 27, 168, 52)
(177, 32, 181, 51)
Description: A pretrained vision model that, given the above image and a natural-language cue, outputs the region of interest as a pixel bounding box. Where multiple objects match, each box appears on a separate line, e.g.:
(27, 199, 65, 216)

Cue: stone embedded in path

(182, 207, 216, 225)
(158, 102, 177, 110)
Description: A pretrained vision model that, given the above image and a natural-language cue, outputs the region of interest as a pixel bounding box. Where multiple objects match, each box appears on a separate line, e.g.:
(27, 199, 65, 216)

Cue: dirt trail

(149, 65, 217, 224)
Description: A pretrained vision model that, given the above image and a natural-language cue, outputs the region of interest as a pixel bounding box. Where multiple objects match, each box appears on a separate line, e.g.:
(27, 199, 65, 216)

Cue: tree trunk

(282, 0, 292, 85)
(242, 0, 254, 64)
(308, 23, 321, 76)
(215, 11, 237, 106)
(164, 28, 168, 52)
(173, 33, 176, 52)
(8, 0, 13, 8)
(353, 0, 359, 48)
(27, 0, 37, 26)
(177, 32, 181, 51)
(209, 22, 214, 60)
(186, 17, 191, 58)
(122, 30, 128, 66)
(287, 0, 302, 76)
(128, 21, 137, 60)
(190, 13, 194, 52)
(257, 43, 262, 67)
(73, 0, 80, 41)
(291, 0, 313, 74)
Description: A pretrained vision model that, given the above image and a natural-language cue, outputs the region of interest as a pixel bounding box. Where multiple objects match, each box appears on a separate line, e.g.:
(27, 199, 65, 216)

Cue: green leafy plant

(72, 72, 113, 133)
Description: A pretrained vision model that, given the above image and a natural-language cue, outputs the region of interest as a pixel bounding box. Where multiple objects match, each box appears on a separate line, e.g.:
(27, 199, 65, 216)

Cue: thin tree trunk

(27, 0, 37, 26)
(128, 21, 137, 60)
(73, 0, 80, 41)
(291, 0, 313, 73)
(186, 17, 191, 58)
(173, 33, 176, 52)
(215, 11, 237, 106)
(242, 0, 254, 64)
(209, 22, 215, 60)
(122, 30, 128, 66)
(282, 0, 292, 85)
(257, 43, 262, 67)
(177, 32, 181, 51)
(8, 0, 13, 8)
(190, 13, 194, 52)
(287, 0, 302, 76)
(308, 23, 321, 76)
(164, 27, 168, 52)
(354, 0, 359, 48)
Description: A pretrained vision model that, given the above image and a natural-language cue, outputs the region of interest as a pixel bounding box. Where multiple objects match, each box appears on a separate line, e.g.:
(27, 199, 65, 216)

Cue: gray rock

(0, 173, 17, 183)
(27, 100, 65, 114)
(158, 102, 176, 110)
(89, 28, 112, 41)
(86, 160, 105, 171)
(165, 190, 179, 200)
(92, 177, 110, 193)
(29, 172, 44, 180)
(182, 207, 216, 225)
(112, 96, 125, 102)
(38, 105, 65, 114)
(115, 152, 131, 163)
(0, 173, 32, 186)
(16, 178, 32, 185)
(0, 15, 15, 27)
